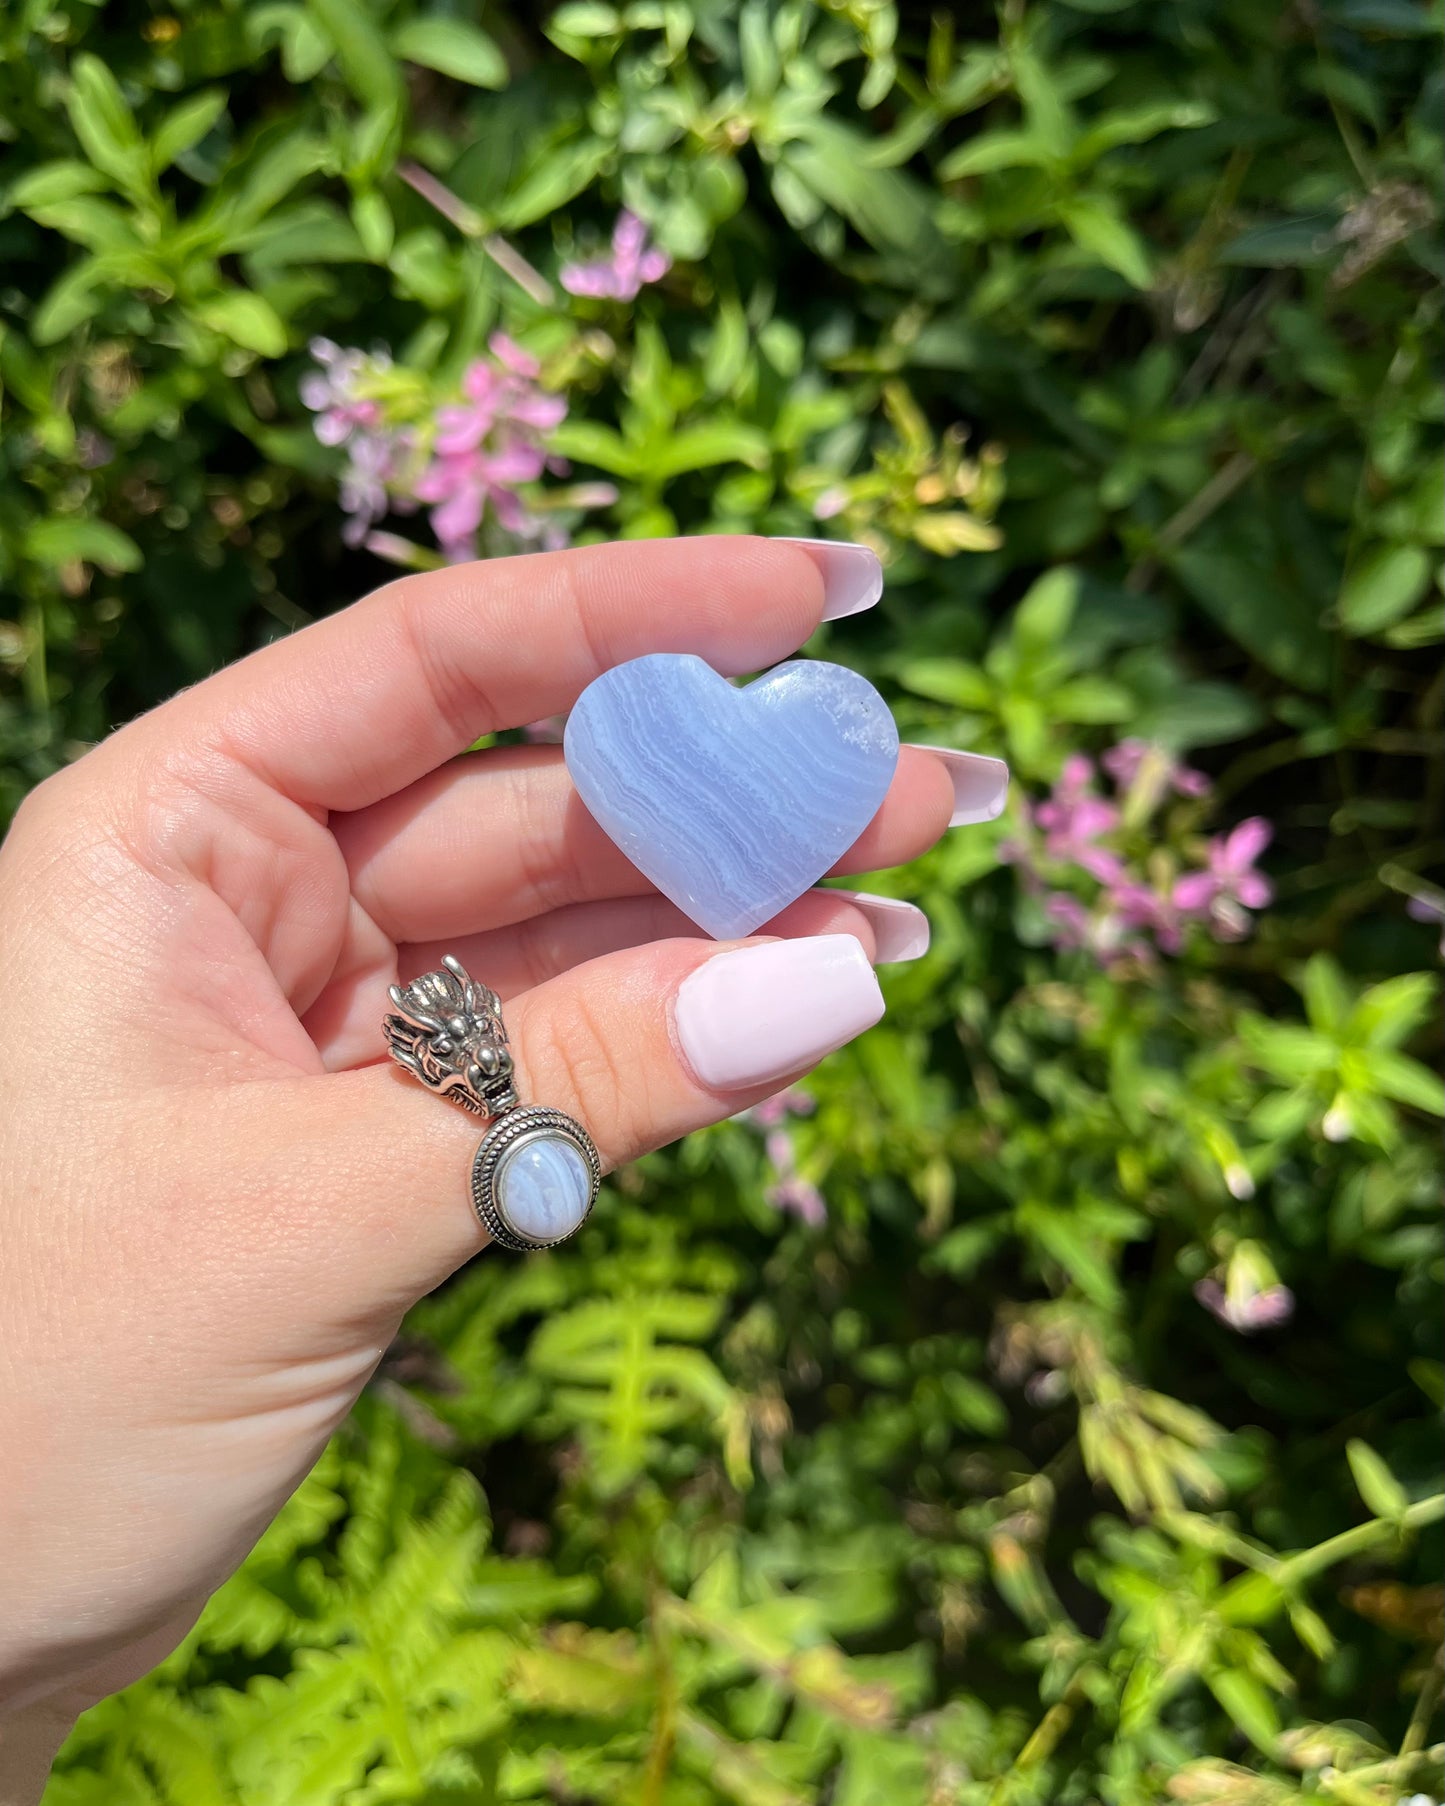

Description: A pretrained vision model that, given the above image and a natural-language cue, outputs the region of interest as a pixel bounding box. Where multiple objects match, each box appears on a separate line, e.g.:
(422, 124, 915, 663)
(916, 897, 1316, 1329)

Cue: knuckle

(516, 985, 634, 1168)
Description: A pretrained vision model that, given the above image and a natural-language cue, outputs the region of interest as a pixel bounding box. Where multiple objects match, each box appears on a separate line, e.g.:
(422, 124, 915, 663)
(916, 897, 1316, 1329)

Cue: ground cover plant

(1, 1, 1442, 1800)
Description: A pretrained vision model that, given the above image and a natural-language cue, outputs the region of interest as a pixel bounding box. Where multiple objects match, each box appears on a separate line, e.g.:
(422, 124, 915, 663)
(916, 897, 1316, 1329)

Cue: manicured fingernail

(674, 934, 885, 1091)
(776, 537, 883, 621)
(826, 890, 931, 963)
(908, 746, 1010, 827)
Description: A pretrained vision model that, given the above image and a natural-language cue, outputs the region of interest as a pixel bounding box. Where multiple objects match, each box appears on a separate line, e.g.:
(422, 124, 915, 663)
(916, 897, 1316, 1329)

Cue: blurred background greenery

(2, 1, 1443, 1801)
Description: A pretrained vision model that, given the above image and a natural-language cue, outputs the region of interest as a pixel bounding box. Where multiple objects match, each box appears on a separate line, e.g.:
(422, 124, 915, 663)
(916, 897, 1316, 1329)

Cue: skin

(0, 538, 954, 1797)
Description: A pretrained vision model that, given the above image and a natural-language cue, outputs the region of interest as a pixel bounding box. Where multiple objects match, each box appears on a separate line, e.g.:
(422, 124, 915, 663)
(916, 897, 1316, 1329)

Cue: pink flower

(1034, 757, 1123, 884)
(1103, 739, 1211, 799)
(560, 211, 671, 302)
(413, 334, 568, 561)
(1174, 818, 1273, 940)
(1194, 1277, 1294, 1334)
(1108, 880, 1185, 954)
(765, 1175, 828, 1227)
(746, 1087, 817, 1129)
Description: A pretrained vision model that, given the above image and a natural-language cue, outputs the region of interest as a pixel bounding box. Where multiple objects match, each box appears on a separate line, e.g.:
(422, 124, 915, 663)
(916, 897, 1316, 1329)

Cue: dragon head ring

(383, 955, 517, 1116)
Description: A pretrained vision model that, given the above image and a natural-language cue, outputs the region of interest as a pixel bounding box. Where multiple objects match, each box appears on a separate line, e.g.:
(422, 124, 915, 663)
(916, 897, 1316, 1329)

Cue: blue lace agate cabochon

(564, 654, 900, 939)
(494, 1135, 594, 1244)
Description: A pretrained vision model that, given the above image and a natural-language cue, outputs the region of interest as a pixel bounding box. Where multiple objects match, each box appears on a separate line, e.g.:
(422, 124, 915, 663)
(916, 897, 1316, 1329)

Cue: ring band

(383, 955, 600, 1252)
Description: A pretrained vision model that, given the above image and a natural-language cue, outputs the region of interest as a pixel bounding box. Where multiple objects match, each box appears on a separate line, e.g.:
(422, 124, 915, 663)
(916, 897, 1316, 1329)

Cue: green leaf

(1059, 196, 1153, 288)
(1050, 675, 1134, 722)
(1072, 100, 1214, 163)
(66, 55, 149, 198)
(22, 196, 138, 254)
(1300, 953, 1353, 1037)
(29, 257, 113, 343)
(895, 658, 993, 709)
(548, 1, 623, 37)
(1019, 1203, 1121, 1308)
(350, 189, 393, 260)
(547, 419, 641, 479)
(194, 290, 288, 357)
(5, 161, 112, 210)
(1349, 972, 1436, 1047)
(650, 422, 770, 480)
(1205, 1669, 1282, 1755)
(24, 516, 142, 573)
(390, 17, 507, 88)
(1169, 508, 1331, 691)
(500, 137, 610, 228)
(1346, 1439, 1409, 1520)
(1013, 566, 1080, 652)
(1240, 1017, 1336, 1079)
(306, 0, 403, 110)
(151, 91, 228, 173)
(1364, 1050, 1445, 1116)
(783, 120, 949, 277)
(938, 131, 1049, 179)
(1337, 543, 1434, 635)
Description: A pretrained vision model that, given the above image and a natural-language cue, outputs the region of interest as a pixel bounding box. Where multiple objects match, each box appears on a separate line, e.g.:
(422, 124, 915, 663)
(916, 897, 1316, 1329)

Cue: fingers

(131, 538, 855, 813)
(301, 887, 926, 1070)
(278, 932, 886, 1316)
(333, 744, 957, 945)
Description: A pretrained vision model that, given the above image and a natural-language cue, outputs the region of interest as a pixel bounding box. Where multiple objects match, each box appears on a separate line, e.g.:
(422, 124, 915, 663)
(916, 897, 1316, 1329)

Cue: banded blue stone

(494, 1135, 595, 1244)
(564, 654, 899, 939)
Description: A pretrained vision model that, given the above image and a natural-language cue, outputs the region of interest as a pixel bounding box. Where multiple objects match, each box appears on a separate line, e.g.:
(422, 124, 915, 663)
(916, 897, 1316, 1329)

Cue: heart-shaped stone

(564, 653, 899, 939)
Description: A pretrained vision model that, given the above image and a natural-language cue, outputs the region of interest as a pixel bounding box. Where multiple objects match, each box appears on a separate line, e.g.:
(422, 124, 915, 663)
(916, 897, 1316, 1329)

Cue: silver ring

(383, 955, 600, 1253)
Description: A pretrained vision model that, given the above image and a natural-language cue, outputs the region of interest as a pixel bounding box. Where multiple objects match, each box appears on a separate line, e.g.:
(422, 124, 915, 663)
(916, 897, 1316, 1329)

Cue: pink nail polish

(907, 745, 1010, 827)
(775, 538, 883, 621)
(674, 935, 885, 1091)
(826, 891, 930, 963)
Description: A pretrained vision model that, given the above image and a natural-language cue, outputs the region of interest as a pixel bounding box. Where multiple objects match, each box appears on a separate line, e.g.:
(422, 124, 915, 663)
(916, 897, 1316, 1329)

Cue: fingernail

(826, 890, 931, 963)
(908, 746, 1010, 827)
(776, 537, 883, 621)
(674, 934, 885, 1091)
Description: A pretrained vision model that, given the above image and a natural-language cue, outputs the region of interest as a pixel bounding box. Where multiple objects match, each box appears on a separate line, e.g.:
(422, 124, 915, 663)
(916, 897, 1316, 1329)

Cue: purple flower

(746, 1087, 817, 1130)
(1034, 757, 1123, 883)
(1043, 893, 1148, 962)
(339, 429, 408, 546)
(560, 211, 671, 302)
(1194, 1277, 1294, 1334)
(1102, 739, 1211, 799)
(765, 1175, 828, 1227)
(301, 338, 386, 446)
(1173, 818, 1273, 940)
(1406, 893, 1445, 957)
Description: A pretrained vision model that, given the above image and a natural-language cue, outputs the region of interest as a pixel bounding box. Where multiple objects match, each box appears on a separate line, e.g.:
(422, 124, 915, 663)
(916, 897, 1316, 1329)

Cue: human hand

(0, 537, 988, 1790)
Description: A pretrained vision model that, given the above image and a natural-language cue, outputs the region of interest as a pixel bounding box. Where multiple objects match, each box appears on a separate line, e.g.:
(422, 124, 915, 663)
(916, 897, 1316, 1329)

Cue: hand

(0, 538, 966, 1786)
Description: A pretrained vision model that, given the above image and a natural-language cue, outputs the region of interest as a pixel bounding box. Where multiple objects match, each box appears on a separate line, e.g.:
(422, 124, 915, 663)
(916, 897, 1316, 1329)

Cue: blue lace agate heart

(564, 653, 899, 939)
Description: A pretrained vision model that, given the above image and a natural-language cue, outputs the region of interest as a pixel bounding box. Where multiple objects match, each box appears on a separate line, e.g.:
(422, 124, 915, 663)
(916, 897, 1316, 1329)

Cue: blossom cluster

(1003, 741, 1273, 962)
(745, 1088, 826, 1226)
(301, 333, 578, 562)
(298, 210, 669, 565)
(560, 210, 671, 301)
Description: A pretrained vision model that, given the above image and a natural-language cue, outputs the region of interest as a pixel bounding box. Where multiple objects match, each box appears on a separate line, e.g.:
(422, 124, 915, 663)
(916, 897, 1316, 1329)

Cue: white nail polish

(907, 746, 1010, 827)
(775, 538, 883, 621)
(826, 891, 931, 963)
(674, 935, 885, 1092)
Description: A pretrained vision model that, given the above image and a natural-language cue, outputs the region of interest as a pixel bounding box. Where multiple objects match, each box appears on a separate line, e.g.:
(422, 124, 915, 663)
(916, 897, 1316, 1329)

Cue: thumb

(249, 931, 885, 1332)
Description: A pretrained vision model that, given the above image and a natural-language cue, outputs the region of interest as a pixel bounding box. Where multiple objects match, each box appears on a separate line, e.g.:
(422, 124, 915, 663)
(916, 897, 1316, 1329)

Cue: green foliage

(2, 0, 1441, 1800)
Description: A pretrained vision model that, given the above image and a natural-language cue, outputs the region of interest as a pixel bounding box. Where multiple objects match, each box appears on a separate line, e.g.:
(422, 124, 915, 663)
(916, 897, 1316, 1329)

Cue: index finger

(139, 537, 879, 812)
